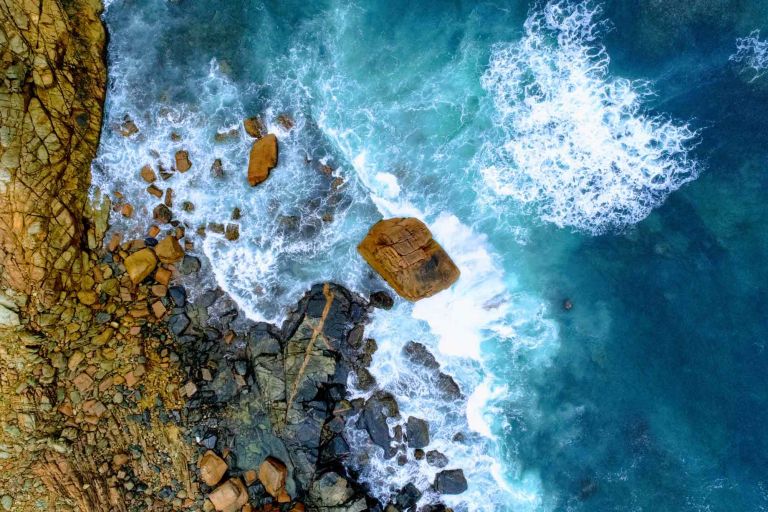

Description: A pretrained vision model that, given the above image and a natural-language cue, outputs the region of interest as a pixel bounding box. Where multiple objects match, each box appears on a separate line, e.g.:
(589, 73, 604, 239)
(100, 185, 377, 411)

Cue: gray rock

(426, 450, 449, 468)
(434, 469, 468, 495)
(402, 341, 439, 369)
(178, 255, 201, 275)
(168, 313, 190, 335)
(406, 417, 429, 449)
(0, 304, 19, 327)
(168, 286, 186, 307)
(394, 482, 422, 511)
(357, 391, 399, 457)
(310, 471, 354, 507)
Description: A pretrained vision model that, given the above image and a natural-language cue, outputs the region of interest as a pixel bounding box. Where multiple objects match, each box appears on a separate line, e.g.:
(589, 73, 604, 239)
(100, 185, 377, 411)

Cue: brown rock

(277, 114, 294, 130)
(120, 116, 139, 136)
(208, 478, 248, 512)
(153, 204, 173, 224)
(77, 290, 99, 305)
(165, 188, 173, 208)
(148, 225, 161, 238)
(73, 372, 94, 393)
(225, 224, 240, 241)
(357, 218, 460, 301)
(124, 248, 158, 284)
(243, 116, 266, 138)
(155, 267, 172, 286)
(243, 470, 258, 486)
(258, 457, 288, 499)
(108, 233, 123, 252)
(151, 284, 168, 297)
(151, 301, 167, 318)
(140, 165, 157, 183)
(175, 150, 192, 172)
(198, 450, 228, 487)
(247, 134, 278, 186)
(121, 204, 134, 217)
(147, 185, 164, 198)
(155, 236, 184, 264)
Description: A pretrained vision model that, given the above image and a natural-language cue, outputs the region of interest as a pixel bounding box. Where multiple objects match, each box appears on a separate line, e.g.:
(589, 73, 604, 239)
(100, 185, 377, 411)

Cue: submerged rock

(357, 217, 460, 301)
(244, 116, 266, 138)
(247, 134, 279, 186)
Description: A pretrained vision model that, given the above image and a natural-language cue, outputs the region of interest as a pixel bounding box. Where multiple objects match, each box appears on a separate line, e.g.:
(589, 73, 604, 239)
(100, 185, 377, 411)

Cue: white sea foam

(479, 0, 699, 234)
(731, 30, 768, 82)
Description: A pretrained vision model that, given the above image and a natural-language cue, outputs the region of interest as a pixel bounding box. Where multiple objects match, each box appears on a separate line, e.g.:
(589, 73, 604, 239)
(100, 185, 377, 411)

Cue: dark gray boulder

(434, 469, 468, 495)
(406, 416, 430, 449)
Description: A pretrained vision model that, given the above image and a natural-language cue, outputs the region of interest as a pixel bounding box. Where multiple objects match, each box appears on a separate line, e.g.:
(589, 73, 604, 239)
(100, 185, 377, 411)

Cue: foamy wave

(479, 0, 699, 234)
(730, 30, 768, 82)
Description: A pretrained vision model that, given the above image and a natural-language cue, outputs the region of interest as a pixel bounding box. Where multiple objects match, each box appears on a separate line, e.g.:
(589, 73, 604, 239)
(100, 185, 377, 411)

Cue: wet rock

(258, 456, 290, 501)
(434, 469, 467, 495)
(247, 134, 279, 186)
(394, 483, 422, 511)
(120, 115, 139, 136)
(357, 217, 460, 301)
(178, 255, 201, 275)
(244, 116, 266, 138)
(277, 114, 295, 130)
(369, 291, 394, 310)
(426, 450, 448, 468)
(124, 249, 158, 284)
(140, 164, 157, 183)
(153, 204, 173, 224)
(357, 391, 399, 457)
(155, 236, 185, 264)
(169, 286, 187, 307)
(199, 450, 228, 486)
(406, 417, 430, 449)
(225, 224, 240, 241)
(436, 373, 462, 400)
(147, 185, 164, 198)
(402, 341, 439, 370)
(208, 478, 248, 512)
(175, 150, 192, 172)
(211, 158, 225, 178)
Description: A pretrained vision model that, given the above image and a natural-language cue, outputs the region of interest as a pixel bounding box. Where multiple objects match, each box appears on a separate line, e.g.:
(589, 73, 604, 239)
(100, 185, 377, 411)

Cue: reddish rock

(120, 203, 134, 218)
(357, 217, 460, 301)
(247, 134, 278, 186)
(208, 478, 248, 512)
(198, 450, 228, 487)
(155, 267, 172, 286)
(258, 457, 289, 500)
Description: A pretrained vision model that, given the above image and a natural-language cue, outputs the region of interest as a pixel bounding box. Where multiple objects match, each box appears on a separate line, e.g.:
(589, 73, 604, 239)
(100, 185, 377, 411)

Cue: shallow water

(96, 1, 768, 510)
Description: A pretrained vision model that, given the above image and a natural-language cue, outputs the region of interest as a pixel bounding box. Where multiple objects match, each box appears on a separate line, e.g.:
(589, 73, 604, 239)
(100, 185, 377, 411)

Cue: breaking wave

(479, 1, 700, 234)
(731, 30, 768, 82)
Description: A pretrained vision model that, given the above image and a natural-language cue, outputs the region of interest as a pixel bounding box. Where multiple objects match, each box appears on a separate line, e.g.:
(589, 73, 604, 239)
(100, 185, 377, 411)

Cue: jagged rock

(199, 450, 228, 486)
(0, 304, 20, 327)
(155, 236, 184, 264)
(357, 218, 460, 301)
(406, 417, 430, 449)
(247, 134, 278, 186)
(394, 483, 422, 511)
(153, 204, 173, 224)
(208, 478, 248, 512)
(369, 291, 394, 310)
(244, 116, 266, 138)
(211, 158, 224, 178)
(178, 255, 201, 275)
(357, 391, 399, 457)
(402, 341, 439, 370)
(434, 469, 468, 495)
(426, 450, 449, 468)
(175, 150, 192, 172)
(124, 249, 158, 284)
(310, 471, 354, 507)
(258, 457, 290, 501)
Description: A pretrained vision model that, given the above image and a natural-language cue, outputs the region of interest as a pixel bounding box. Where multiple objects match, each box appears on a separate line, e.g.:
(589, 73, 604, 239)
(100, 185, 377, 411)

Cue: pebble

(1, 495, 13, 511)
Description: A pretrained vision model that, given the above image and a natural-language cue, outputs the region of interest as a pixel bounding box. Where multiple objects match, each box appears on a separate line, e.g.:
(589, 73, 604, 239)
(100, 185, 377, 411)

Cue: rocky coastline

(0, 1, 465, 511)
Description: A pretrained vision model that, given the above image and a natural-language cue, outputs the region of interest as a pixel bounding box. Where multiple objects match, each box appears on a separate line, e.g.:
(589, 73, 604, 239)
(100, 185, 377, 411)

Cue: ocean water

(94, 1, 768, 510)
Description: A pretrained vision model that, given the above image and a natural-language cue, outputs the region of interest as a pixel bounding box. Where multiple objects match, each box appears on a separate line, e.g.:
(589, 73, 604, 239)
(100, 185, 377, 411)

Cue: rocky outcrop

(0, 0, 107, 310)
(247, 133, 278, 185)
(358, 218, 460, 301)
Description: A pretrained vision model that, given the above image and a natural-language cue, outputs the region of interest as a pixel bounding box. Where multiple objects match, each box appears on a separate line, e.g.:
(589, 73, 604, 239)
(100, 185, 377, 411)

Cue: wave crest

(730, 30, 768, 82)
(479, 1, 699, 234)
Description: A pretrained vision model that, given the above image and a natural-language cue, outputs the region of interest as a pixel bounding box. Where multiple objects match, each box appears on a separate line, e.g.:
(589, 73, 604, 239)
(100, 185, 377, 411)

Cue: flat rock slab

(357, 217, 460, 301)
(248, 133, 278, 186)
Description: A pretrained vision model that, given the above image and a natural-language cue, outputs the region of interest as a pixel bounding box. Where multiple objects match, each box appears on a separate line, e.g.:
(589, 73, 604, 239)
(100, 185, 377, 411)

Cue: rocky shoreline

(0, 1, 466, 511)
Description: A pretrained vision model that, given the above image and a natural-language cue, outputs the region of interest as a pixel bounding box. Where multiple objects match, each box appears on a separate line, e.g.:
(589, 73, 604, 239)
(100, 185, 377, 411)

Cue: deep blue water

(97, 1, 768, 510)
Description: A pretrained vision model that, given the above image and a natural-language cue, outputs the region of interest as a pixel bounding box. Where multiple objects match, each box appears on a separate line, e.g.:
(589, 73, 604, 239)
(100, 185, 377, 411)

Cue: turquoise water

(95, 0, 768, 510)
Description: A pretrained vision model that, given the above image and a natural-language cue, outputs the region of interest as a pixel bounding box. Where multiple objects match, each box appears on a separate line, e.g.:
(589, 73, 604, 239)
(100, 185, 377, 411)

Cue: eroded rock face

(247, 133, 278, 186)
(357, 218, 460, 301)
(0, 0, 106, 309)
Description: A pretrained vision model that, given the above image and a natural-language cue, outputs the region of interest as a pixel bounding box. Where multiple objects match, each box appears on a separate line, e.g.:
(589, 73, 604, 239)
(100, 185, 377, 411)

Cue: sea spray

(479, 0, 699, 234)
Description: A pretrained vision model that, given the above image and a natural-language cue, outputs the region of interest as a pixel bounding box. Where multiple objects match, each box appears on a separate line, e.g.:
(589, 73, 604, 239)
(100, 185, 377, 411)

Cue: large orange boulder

(258, 457, 290, 502)
(247, 134, 278, 186)
(357, 218, 460, 301)
(208, 478, 249, 512)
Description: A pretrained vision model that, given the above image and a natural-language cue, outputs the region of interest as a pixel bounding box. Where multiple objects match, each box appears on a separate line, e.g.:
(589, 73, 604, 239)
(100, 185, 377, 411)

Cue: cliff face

(0, 0, 106, 310)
